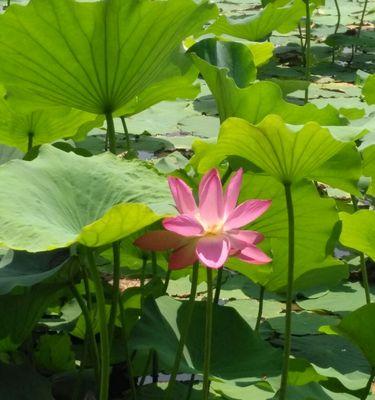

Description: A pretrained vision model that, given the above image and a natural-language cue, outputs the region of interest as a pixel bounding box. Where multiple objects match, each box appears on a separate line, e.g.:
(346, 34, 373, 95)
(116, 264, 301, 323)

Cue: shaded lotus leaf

(0, 87, 103, 151)
(197, 115, 356, 185)
(0, 249, 70, 295)
(207, 0, 307, 41)
(189, 42, 345, 126)
(129, 295, 282, 380)
(189, 38, 257, 87)
(298, 281, 375, 316)
(226, 175, 347, 292)
(325, 31, 375, 51)
(339, 211, 375, 259)
(0, 145, 173, 252)
(362, 145, 375, 195)
(0, 0, 217, 116)
(320, 303, 375, 368)
(362, 74, 375, 105)
(0, 363, 53, 400)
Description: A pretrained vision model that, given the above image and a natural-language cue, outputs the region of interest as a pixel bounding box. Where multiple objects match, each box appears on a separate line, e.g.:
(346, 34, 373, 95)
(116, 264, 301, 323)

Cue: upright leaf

(189, 39, 345, 126)
(339, 211, 375, 259)
(0, 0, 217, 116)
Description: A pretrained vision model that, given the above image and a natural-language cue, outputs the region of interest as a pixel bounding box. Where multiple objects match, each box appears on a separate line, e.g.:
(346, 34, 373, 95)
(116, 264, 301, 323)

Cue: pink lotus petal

(168, 176, 198, 216)
(196, 235, 230, 269)
(169, 240, 198, 269)
(198, 169, 225, 226)
(134, 230, 186, 251)
(226, 229, 264, 251)
(235, 245, 272, 265)
(224, 200, 271, 230)
(224, 168, 243, 215)
(163, 215, 203, 237)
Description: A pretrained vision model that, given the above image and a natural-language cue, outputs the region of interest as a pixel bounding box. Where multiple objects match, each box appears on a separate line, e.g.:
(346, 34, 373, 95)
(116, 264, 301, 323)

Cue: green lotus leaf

(198, 115, 352, 184)
(0, 87, 103, 151)
(207, 0, 307, 41)
(0, 0, 217, 116)
(226, 175, 346, 292)
(189, 41, 344, 126)
(129, 296, 282, 380)
(0, 145, 173, 252)
(189, 38, 257, 88)
(339, 211, 375, 259)
(362, 74, 375, 105)
(0, 249, 70, 295)
(320, 303, 375, 368)
(363, 145, 375, 195)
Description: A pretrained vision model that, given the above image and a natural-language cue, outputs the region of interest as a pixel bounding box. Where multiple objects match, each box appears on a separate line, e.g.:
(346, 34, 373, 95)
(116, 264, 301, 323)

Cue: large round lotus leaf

(197, 115, 354, 185)
(0, 145, 173, 252)
(129, 296, 282, 380)
(225, 175, 347, 292)
(0, 0, 217, 116)
(0, 87, 103, 151)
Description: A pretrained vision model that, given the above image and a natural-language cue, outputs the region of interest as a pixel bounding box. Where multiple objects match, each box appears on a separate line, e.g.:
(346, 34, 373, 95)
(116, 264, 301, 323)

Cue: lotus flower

(135, 168, 271, 269)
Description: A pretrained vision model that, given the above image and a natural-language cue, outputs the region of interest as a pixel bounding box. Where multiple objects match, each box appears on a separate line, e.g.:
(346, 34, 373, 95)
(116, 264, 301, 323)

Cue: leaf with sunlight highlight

(0, 145, 173, 252)
(0, 0, 217, 116)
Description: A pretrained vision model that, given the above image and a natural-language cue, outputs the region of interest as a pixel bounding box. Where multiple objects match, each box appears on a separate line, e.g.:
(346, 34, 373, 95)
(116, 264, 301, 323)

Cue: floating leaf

(0, 87, 103, 151)
(0, 145, 172, 252)
(320, 303, 375, 368)
(207, 0, 307, 41)
(339, 211, 375, 259)
(190, 42, 345, 125)
(0, 0, 217, 116)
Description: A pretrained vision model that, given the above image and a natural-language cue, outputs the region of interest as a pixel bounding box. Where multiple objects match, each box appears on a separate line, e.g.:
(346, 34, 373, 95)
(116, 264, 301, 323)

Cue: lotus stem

(213, 267, 223, 304)
(139, 350, 153, 386)
(164, 269, 171, 294)
(105, 112, 116, 154)
(86, 248, 110, 400)
(304, 0, 311, 104)
(357, 0, 369, 43)
(152, 351, 159, 383)
(118, 297, 137, 400)
(120, 116, 131, 153)
(279, 182, 295, 400)
(333, 0, 341, 34)
(27, 132, 34, 153)
(255, 285, 265, 333)
(108, 241, 121, 345)
(165, 262, 199, 400)
(186, 374, 195, 400)
(361, 368, 375, 400)
(351, 195, 371, 304)
(69, 283, 100, 383)
(203, 267, 213, 400)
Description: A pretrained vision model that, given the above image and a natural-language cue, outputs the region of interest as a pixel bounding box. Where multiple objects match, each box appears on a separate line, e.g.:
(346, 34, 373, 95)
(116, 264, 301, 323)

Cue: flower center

(204, 222, 224, 235)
